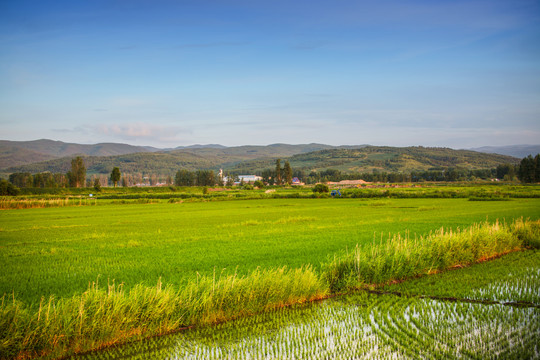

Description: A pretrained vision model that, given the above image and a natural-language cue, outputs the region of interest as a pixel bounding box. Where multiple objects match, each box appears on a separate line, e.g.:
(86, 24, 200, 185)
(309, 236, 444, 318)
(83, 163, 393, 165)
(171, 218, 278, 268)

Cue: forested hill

(229, 146, 519, 174)
(0, 140, 334, 171)
(0, 139, 158, 168)
(4, 145, 519, 176)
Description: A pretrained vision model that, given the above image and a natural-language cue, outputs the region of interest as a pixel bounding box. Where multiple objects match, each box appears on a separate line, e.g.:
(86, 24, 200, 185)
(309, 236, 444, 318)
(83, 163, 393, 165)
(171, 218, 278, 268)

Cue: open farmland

(1, 194, 539, 359)
(2, 198, 540, 306)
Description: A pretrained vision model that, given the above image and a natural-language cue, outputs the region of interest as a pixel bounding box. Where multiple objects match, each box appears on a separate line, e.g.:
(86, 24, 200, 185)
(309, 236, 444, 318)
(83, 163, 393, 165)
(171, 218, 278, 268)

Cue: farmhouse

(292, 177, 304, 186)
(326, 179, 370, 187)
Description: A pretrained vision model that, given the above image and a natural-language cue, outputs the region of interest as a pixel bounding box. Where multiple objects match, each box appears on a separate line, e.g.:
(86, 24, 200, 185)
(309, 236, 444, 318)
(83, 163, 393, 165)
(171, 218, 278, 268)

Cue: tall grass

(322, 218, 540, 292)
(0, 197, 97, 210)
(0, 267, 326, 359)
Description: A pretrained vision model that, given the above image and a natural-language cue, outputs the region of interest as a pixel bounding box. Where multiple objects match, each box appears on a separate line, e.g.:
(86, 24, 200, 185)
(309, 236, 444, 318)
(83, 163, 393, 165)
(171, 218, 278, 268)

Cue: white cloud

(93, 122, 191, 144)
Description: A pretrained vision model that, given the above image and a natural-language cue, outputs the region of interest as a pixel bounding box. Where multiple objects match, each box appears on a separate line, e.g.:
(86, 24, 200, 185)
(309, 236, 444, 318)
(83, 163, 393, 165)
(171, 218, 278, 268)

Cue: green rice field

(2, 198, 539, 306)
(1, 194, 540, 359)
(77, 250, 540, 360)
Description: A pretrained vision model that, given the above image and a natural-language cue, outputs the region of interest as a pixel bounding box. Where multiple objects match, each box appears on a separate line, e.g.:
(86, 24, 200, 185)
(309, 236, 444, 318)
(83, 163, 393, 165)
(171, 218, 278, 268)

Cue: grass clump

(512, 219, 540, 249)
(322, 218, 540, 292)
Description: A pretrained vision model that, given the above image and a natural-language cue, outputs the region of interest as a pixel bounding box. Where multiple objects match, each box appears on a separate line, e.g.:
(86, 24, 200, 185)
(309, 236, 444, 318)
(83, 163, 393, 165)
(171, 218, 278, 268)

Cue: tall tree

(9, 173, 33, 188)
(261, 169, 273, 184)
(93, 178, 101, 192)
(535, 154, 540, 182)
(0, 179, 20, 195)
(496, 164, 514, 180)
(110, 167, 121, 187)
(283, 161, 293, 185)
(275, 159, 282, 185)
(518, 155, 536, 183)
(67, 156, 86, 188)
(196, 170, 215, 186)
(175, 169, 195, 186)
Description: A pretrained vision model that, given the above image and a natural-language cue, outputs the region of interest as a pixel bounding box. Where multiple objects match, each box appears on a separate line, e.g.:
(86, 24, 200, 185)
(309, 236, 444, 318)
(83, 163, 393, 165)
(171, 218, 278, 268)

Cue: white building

(237, 175, 262, 183)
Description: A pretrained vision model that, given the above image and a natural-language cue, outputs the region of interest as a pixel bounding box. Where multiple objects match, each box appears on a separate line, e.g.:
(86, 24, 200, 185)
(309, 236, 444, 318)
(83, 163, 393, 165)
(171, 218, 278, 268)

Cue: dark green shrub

(0, 179, 20, 195)
(312, 183, 329, 193)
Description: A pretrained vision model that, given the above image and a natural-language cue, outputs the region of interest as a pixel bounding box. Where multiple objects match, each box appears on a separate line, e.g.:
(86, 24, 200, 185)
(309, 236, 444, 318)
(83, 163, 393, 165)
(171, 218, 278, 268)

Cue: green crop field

(2, 198, 540, 306)
(1, 192, 540, 359)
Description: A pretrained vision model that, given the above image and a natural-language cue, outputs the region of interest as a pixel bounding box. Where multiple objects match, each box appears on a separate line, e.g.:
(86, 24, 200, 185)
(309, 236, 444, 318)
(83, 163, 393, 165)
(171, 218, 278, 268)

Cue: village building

(326, 179, 370, 187)
(292, 177, 304, 186)
(237, 175, 262, 183)
(219, 169, 262, 185)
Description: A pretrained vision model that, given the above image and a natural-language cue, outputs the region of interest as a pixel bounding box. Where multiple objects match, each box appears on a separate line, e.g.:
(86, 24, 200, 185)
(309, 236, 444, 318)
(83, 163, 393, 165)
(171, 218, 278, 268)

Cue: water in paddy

(75, 292, 539, 360)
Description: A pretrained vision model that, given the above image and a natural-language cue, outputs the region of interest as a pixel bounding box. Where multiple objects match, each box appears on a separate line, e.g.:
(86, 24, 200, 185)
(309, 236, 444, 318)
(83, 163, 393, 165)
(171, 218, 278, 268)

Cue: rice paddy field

(77, 250, 540, 360)
(1, 189, 540, 359)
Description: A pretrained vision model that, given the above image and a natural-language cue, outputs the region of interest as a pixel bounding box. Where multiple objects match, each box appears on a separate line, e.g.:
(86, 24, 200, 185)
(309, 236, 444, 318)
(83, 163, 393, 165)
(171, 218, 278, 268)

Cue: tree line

(517, 154, 540, 183)
(4, 155, 540, 194)
(174, 160, 294, 186)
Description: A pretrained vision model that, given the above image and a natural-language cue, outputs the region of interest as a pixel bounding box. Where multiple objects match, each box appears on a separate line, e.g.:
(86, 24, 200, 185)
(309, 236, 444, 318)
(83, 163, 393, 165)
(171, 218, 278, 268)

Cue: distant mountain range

(0, 139, 527, 177)
(0, 139, 159, 169)
(468, 145, 540, 159)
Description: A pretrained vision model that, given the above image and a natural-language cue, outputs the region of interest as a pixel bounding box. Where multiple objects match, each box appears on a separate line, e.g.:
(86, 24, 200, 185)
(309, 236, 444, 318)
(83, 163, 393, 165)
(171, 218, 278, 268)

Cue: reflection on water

(75, 292, 539, 360)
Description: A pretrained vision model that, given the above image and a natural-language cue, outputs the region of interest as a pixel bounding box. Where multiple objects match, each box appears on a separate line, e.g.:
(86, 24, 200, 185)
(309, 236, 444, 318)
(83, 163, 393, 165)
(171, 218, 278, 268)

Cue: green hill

(4, 145, 519, 177)
(4, 151, 214, 175)
(0, 145, 57, 169)
(229, 146, 519, 174)
(0, 139, 156, 169)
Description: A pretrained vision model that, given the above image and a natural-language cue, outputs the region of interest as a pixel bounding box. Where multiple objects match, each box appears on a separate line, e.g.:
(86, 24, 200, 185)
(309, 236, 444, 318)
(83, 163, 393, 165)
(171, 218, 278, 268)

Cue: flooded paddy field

(77, 251, 540, 360)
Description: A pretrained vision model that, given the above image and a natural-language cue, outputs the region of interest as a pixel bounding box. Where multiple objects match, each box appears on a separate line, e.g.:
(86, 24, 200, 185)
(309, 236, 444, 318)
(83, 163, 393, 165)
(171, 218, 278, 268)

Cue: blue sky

(1, 0, 539, 148)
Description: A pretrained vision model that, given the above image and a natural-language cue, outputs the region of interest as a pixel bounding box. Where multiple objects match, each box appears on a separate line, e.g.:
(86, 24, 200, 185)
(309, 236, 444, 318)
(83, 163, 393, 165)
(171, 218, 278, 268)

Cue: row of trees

(274, 159, 293, 185)
(174, 160, 295, 187)
(9, 172, 69, 188)
(257, 160, 294, 185)
(517, 154, 540, 183)
(8, 157, 123, 189)
(175, 169, 218, 187)
(305, 169, 508, 184)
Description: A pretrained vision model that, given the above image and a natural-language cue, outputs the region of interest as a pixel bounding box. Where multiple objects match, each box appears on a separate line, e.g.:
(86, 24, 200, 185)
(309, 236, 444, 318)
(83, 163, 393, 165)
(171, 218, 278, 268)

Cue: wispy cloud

(54, 122, 191, 145)
(95, 122, 190, 142)
(52, 126, 90, 135)
(175, 41, 249, 49)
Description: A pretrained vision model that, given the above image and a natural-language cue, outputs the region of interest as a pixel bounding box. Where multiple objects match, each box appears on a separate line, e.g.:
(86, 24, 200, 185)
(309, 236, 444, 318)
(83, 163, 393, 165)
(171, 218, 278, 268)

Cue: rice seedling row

(77, 292, 539, 360)
(382, 250, 540, 305)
